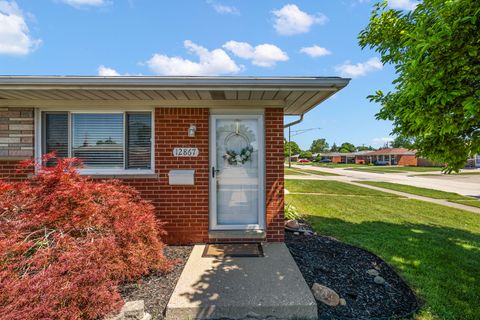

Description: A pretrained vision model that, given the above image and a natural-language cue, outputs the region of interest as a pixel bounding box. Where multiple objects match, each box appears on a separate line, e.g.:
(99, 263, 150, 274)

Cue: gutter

(284, 114, 304, 168)
(0, 76, 350, 91)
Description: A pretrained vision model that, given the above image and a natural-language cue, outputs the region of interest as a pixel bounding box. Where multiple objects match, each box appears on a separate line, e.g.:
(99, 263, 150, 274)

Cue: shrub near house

(0, 155, 171, 320)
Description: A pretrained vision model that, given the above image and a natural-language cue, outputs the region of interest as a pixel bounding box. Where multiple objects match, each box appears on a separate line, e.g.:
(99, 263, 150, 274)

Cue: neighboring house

(359, 148, 437, 166)
(0, 76, 349, 244)
(315, 151, 370, 164)
(466, 155, 480, 168)
(288, 154, 300, 162)
(315, 148, 438, 166)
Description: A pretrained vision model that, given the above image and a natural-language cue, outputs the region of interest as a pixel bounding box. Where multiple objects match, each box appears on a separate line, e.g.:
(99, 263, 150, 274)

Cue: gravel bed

(120, 246, 192, 320)
(285, 222, 420, 319)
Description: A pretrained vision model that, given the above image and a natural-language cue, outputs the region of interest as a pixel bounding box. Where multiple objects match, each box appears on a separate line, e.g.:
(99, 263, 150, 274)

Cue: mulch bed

(120, 246, 193, 320)
(285, 221, 420, 320)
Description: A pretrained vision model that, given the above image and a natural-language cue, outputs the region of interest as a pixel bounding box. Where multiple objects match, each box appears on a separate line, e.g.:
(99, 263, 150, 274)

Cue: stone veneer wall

(0, 107, 34, 158)
(0, 107, 35, 180)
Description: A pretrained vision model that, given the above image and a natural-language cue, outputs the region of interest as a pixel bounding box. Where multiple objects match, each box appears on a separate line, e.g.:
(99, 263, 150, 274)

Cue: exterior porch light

(188, 124, 197, 137)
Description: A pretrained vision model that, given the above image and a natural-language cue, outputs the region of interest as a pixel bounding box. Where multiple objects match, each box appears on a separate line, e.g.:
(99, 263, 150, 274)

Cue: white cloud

(223, 41, 288, 67)
(98, 65, 121, 76)
(0, 1, 41, 55)
(335, 57, 383, 78)
(61, 0, 111, 8)
(208, 1, 239, 15)
(272, 4, 328, 36)
(388, 0, 419, 10)
(146, 40, 242, 76)
(300, 45, 331, 58)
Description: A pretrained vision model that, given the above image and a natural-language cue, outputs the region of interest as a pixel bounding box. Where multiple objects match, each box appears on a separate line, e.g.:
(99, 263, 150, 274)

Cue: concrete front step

(166, 243, 317, 320)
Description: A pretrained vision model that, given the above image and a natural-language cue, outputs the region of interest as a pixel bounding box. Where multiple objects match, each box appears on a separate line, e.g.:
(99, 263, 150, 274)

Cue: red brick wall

(0, 107, 286, 245)
(265, 108, 285, 242)
(0, 159, 32, 180)
(331, 156, 342, 164)
(397, 155, 418, 166)
(122, 108, 210, 244)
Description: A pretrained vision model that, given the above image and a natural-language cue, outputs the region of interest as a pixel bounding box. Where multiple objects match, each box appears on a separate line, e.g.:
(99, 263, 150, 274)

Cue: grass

(348, 166, 444, 174)
(285, 180, 399, 197)
(355, 181, 480, 209)
(285, 179, 480, 320)
(296, 168, 340, 176)
(415, 171, 480, 177)
(449, 200, 480, 208)
(309, 162, 368, 168)
(284, 167, 340, 176)
(284, 168, 307, 175)
(355, 181, 473, 200)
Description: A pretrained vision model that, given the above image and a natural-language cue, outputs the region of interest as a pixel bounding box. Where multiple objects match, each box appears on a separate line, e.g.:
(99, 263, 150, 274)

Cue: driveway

(290, 165, 480, 198)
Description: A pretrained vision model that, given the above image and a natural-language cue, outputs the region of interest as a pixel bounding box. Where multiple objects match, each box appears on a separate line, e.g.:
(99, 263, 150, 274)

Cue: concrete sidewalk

(166, 243, 317, 320)
(289, 164, 480, 198)
(285, 166, 480, 214)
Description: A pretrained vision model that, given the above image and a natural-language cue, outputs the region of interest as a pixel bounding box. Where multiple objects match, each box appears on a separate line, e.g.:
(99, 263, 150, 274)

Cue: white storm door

(209, 114, 265, 231)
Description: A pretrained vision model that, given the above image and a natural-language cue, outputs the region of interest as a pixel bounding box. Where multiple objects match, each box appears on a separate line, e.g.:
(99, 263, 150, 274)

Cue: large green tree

(310, 138, 330, 153)
(284, 141, 301, 157)
(330, 143, 339, 152)
(391, 135, 415, 149)
(339, 142, 356, 153)
(359, 0, 480, 172)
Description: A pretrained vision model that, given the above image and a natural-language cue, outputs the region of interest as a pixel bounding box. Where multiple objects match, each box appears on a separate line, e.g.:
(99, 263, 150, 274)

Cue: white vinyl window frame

(209, 113, 266, 231)
(35, 108, 155, 176)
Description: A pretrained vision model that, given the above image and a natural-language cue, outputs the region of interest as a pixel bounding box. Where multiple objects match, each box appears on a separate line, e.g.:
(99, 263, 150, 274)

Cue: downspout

(284, 114, 304, 168)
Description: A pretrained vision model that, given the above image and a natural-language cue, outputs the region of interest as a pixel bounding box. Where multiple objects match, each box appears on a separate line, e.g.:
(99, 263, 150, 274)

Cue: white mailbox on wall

(168, 170, 195, 185)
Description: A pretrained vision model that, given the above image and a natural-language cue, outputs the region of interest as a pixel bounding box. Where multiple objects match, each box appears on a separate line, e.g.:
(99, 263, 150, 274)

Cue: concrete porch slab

(166, 243, 317, 320)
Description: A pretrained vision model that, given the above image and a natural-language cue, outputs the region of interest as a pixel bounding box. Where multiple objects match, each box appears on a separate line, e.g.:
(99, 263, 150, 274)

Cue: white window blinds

(42, 111, 152, 171)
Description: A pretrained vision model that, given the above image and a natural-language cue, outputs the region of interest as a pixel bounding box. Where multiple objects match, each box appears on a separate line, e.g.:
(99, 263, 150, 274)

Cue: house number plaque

(173, 148, 199, 157)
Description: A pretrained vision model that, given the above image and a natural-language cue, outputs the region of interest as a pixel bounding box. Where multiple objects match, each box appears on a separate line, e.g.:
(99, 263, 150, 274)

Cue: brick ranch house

(315, 148, 438, 166)
(0, 76, 349, 244)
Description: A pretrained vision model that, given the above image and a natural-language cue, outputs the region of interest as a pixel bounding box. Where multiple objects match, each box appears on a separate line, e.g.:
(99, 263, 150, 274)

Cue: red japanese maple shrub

(0, 155, 171, 320)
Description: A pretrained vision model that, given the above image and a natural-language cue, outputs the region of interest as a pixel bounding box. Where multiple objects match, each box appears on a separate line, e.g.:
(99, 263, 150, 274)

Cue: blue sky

(0, 0, 418, 150)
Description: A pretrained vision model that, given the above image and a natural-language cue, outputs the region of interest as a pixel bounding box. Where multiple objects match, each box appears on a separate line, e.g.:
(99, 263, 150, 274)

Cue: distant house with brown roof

(357, 148, 438, 166)
(315, 148, 439, 167)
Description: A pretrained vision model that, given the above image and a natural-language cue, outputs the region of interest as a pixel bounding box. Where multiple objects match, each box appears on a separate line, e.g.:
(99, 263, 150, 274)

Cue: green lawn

(295, 168, 340, 176)
(348, 166, 444, 174)
(285, 179, 480, 320)
(309, 162, 369, 168)
(449, 200, 480, 208)
(355, 181, 473, 200)
(355, 181, 480, 209)
(284, 167, 340, 176)
(284, 168, 307, 175)
(285, 180, 399, 197)
(415, 171, 480, 177)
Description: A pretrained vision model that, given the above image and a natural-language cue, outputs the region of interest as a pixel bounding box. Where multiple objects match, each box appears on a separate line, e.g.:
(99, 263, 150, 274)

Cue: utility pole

(286, 127, 321, 168)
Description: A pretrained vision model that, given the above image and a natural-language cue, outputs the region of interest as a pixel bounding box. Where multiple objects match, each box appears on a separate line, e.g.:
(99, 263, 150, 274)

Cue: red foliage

(0, 155, 171, 320)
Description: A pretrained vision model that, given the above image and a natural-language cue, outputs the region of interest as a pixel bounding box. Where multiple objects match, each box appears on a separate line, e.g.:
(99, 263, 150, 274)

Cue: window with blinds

(126, 113, 152, 169)
(42, 111, 152, 171)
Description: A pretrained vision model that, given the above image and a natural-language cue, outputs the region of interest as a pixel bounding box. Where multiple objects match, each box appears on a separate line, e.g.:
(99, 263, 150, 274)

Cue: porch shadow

(165, 243, 317, 319)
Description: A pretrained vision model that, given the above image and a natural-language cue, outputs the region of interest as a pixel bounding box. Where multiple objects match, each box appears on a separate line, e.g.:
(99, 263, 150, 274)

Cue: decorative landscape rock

(285, 230, 419, 319)
(311, 283, 340, 306)
(367, 269, 380, 277)
(339, 298, 347, 306)
(285, 219, 300, 230)
(374, 276, 386, 285)
(293, 231, 300, 235)
(105, 300, 151, 320)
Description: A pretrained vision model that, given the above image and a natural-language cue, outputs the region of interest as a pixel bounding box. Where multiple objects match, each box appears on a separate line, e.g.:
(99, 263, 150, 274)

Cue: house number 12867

(173, 148, 199, 157)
